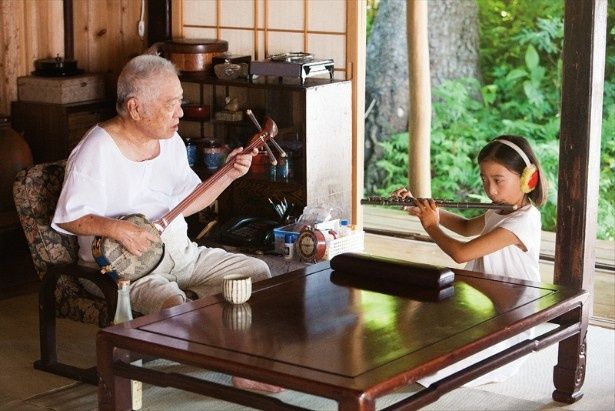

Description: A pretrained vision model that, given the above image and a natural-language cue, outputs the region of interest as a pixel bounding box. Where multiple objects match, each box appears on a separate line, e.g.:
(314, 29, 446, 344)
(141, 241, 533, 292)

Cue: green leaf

(505, 68, 527, 82)
(529, 65, 545, 85)
(525, 44, 540, 70)
(481, 84, 498, 106)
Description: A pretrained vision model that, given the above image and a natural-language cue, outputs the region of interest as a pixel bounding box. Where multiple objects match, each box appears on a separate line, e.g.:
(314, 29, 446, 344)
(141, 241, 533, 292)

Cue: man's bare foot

(231, 376, 283, 393)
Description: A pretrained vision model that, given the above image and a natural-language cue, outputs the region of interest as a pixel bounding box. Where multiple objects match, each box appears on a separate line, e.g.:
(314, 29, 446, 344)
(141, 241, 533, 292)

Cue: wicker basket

(325, 230, 364, 260)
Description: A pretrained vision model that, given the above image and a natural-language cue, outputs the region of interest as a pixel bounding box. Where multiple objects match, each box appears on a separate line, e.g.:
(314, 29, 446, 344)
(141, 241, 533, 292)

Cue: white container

(325, 230, 364, 260)
(315, 219, 339, 231)
(284, 233, 297, 260)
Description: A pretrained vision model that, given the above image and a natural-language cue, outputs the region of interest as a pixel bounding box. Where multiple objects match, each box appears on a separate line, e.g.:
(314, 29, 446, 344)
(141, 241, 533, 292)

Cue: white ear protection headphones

(496, 139, 538, 194)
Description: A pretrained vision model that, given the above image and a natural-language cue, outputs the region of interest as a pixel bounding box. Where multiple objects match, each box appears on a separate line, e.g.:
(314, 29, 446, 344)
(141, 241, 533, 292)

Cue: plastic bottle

(284, 233, 296, 260)
(338, 219, 351, 237)
(113, 280, 142, 410)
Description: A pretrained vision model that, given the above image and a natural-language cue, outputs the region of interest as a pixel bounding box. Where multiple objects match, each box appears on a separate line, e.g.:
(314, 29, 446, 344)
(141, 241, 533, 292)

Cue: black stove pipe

(148, 0, 173, 46)
(63, 0, 74, 60)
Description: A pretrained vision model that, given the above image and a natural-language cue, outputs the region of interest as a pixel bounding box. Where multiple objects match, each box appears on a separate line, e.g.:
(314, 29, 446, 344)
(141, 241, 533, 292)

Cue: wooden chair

(13, 160, 117, 385)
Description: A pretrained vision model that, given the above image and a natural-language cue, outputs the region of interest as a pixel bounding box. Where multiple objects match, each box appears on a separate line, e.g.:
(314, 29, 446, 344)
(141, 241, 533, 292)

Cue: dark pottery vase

(0, 116, 33, 227)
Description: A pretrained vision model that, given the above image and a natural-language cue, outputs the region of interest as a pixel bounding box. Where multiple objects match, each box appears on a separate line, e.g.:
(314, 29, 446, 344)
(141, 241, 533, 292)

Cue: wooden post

(552, 0, 607, 403)
(347, 1, 366, 226)
(63, 0, 74, 59)
(147, 0, 173, 46)
(406, 0, 431, 197)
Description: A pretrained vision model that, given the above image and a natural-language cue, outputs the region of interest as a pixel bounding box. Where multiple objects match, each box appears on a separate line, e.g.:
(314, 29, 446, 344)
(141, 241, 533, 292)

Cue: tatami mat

(1, 291, 613, 410)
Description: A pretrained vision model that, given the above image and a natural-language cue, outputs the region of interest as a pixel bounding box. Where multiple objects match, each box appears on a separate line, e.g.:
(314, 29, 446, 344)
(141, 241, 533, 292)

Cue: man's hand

(226, 147, 257, 180)
(57, 214, 160, 257)
(111, 219, 160, 256)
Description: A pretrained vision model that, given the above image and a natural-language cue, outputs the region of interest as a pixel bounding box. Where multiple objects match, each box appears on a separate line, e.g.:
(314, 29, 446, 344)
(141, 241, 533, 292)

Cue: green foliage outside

(366, 0, 379, 39)
(371, 0, 615, 240)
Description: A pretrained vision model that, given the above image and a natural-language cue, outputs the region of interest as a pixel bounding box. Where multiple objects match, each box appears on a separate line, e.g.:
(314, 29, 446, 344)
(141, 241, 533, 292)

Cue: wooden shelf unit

(179, 75, 353, 223)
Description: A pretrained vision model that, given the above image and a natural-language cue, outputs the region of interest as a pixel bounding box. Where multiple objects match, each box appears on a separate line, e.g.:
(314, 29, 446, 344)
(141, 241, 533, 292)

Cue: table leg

(97, 333, 132, 411)
(552, 307, 587, 403)
(339, 395, 376, 411)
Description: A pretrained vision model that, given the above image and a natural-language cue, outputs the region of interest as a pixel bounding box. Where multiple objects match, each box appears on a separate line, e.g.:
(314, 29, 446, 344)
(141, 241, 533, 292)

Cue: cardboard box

(17, 74, 105, 104)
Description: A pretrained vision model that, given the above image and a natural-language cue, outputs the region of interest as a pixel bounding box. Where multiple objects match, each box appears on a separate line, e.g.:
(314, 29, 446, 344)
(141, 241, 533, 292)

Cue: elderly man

(52, 54, 271, 315)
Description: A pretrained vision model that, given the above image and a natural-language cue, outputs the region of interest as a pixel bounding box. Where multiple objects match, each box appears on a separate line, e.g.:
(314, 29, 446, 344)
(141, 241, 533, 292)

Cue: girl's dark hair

(477, 135, 547, 207)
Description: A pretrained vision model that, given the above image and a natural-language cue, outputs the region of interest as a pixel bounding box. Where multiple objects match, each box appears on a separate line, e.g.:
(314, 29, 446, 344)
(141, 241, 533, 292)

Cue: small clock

(297, 226, 327, 262)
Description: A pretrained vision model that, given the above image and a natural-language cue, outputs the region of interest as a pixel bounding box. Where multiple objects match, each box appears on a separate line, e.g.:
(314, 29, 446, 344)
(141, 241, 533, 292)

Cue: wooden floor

(0, 227, 38, 300)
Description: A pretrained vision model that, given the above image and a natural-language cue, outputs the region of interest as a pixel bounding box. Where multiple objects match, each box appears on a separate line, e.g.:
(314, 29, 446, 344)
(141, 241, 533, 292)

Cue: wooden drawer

(66, 107, 115, 149)
(11, 100, 115, 163)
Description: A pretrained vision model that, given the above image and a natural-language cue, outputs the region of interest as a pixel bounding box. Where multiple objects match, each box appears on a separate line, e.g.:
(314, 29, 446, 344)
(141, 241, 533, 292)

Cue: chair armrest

(45, 263, 118, 315)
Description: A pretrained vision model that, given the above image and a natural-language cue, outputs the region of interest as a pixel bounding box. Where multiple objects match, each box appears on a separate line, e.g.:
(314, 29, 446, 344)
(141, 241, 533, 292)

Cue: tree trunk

(428, 0, 481, 87)
(364, 0, 481, 194)
(364, 0, 409, 194)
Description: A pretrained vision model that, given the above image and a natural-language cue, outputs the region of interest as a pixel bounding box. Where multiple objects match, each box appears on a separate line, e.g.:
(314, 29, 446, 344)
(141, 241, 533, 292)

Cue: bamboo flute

(361, 196, 518, 211)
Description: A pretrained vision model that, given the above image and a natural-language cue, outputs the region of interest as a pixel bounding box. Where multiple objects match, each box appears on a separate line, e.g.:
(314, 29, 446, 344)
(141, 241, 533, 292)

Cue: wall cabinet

(179, 75, 352, 223)
(10, 100, 115, 163)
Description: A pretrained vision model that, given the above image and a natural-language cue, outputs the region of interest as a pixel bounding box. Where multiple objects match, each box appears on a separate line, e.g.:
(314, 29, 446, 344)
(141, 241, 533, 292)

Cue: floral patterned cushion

(13, 161, 110, 326)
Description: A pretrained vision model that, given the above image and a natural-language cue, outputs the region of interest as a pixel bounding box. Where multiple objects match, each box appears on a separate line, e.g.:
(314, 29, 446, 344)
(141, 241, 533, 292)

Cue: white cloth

(465, 205, 541, 282)
(52, 125, 201, 262)
(418, 205, 542, 388)
(52, 125, 270, 314)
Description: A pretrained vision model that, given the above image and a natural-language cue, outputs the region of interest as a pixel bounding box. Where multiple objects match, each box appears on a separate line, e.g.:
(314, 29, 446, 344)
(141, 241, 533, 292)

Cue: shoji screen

(178, 0, 348, 79)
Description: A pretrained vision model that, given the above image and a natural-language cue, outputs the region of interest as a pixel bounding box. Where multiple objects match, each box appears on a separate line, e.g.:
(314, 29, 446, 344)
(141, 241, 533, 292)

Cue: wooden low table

(97, 262, 588, 410)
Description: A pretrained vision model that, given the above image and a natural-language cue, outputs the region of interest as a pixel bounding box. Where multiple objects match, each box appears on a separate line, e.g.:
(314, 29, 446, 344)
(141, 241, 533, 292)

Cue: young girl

(392, 135, 547, 386)
(393, 135, 547, 282)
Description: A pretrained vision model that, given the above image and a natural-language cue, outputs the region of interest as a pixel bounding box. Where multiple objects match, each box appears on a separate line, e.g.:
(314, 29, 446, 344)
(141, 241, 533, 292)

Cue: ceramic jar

(202, 139, 227, 171)
(0, 117, 33, 214)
